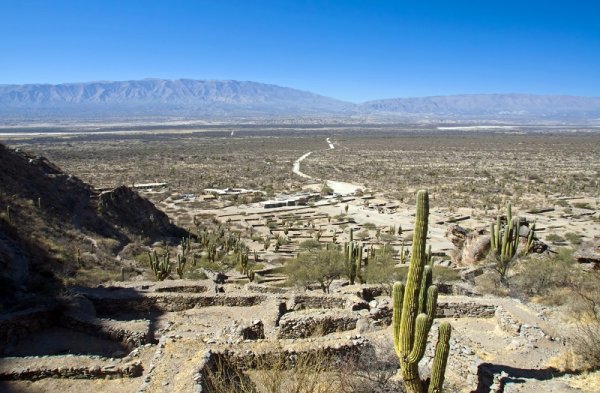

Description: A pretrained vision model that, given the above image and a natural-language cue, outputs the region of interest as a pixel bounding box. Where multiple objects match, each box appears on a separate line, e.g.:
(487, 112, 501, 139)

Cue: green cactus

(489, 203, 521, 285)
(524, 221, 536, 255)
(392, 190, 451, 393)
(176, 253, 187, 279)
(148, 250, 171, 281)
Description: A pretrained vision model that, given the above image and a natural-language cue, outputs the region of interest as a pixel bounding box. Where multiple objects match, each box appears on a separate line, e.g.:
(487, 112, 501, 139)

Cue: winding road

(293, 138, 362, 195)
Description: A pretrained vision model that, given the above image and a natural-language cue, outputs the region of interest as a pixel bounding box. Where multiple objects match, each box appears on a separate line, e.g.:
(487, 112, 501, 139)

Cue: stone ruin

(0, 279, 563, 392)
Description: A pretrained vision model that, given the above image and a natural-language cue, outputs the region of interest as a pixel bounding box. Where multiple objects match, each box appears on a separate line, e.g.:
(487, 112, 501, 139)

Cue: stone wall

(244, 283, 288, 294)
(436, 301, 496, 318)
(85, 293, 267, 314)
(0, 306, 57, 354)
(0, 356, 142, 380)
(61, 313, 152, 348)
(193, 338, 371, 392)
(278, 311, 358, 339)
(286, 294, 348, 311)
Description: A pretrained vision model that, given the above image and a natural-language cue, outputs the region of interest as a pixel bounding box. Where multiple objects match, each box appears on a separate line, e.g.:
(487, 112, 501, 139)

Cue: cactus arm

(418, 265, 433, 315)
(428, 322, 452, 393)
(489, 222, 497, 251)
(425, 285, 438, 327)
(392, 282, 405, 357)
(406, 313, 429, 363)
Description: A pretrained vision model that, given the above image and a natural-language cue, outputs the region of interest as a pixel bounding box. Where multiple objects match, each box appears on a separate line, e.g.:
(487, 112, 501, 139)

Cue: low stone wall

(362, 300, 496, 328)
(61, 313, 152, 348)
(287, 294, 348, 311)
(194, 338, 371, 392)
(0, 356, 142, 380)
(278, 311, 358, 338)
(436, 301, 496, 318)
(245, 283, 288, 294)
(155, 285, 208, 293)
(0, 306, 57, 354)
(82, 292, 267, 314)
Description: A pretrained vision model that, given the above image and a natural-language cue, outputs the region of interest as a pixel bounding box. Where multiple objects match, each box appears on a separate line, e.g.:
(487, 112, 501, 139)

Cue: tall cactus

(148, 250, 171, 281)
(489, 203, 521, 285)
(392, 190, 451, 393)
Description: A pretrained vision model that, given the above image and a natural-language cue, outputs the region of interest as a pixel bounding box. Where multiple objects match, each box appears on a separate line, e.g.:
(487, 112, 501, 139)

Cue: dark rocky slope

(0, 144, 186, 310)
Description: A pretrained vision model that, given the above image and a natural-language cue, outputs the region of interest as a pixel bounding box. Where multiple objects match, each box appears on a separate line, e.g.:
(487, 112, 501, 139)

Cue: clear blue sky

(1, 0, 598, 102)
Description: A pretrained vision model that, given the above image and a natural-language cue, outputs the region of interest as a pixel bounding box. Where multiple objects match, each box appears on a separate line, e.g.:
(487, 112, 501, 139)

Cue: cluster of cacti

(181, 235, 192, 255)
(399, 240, 408, 264)
(489, 203, 520, 266)
(392, 190, 451, 393)
(343, 241, 364, 284)
(148, 250, 171, 281)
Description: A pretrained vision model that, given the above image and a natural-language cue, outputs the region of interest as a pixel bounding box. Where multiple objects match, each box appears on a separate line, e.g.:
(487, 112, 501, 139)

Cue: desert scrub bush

(286, 249, 345, 293)
(474, 272, 509, 297)
(510, 248, 574, 299)
(564, 232, 583, 245)
(573, 202, 593, 210)
(362, 222, 377, 230)
(546, 233, 566, 243)
(554, 199, 570, 208)
(568, 269, 600, 370)
(203, 344, 404, 393)
(432, 266, 461, 284)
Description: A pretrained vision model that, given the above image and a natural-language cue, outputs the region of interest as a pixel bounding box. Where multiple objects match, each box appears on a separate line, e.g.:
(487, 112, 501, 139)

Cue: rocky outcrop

(0, 144, 189, 306)
(446, 225, 490, 265)
(98, 186, 185, 240)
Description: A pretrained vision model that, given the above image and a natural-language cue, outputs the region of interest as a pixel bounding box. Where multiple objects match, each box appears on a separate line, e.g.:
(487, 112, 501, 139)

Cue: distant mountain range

(1, 78, 599, 122)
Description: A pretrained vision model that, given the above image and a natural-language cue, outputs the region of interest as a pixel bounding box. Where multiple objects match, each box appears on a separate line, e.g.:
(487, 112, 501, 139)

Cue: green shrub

(546, 233, 566, 243)
(363, 222, 377, 230)
(564, 232, 583, 245)
(573, 202, 593, 210)
(510, 250, 574, 299)
(432, 266, 461, 284)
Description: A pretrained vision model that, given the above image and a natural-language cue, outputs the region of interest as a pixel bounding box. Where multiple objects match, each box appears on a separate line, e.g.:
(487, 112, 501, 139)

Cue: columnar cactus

(489, 203, 520, 265)
(148, 250, 171, 281)
(392, 190, 451, 393)
(176, 253, 187, 279)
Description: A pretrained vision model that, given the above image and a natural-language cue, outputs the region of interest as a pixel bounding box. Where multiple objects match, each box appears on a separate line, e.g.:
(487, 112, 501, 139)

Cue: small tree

(286, 249, 345, 293)
(364, 246, 400, 292)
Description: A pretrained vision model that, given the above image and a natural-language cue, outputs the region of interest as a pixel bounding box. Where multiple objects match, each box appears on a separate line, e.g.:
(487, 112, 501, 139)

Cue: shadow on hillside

(0, 285, 167, 389)
(472, 362, 573, 392)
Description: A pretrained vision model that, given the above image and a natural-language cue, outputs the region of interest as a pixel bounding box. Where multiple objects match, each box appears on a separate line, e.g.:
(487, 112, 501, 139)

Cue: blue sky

(0, 1, 598, 102)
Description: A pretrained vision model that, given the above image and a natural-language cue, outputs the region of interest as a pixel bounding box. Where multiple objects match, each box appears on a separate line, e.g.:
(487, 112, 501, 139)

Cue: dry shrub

(474, 271, 509, 297)
(569, 270, 600, 370)
(510, 250, 574, 300)
(202, 341, 405, 393)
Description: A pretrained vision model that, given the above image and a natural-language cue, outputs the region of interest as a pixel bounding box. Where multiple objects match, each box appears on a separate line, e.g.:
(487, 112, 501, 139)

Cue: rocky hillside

(0, 144, 186, 309)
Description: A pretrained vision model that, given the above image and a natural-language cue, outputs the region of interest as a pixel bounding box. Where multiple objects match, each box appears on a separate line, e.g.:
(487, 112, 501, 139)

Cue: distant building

(261, 192, 320, 209)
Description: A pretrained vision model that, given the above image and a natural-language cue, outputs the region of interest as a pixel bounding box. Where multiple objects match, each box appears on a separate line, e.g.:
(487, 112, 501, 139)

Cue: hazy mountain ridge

(360, 94, 600, 117)
(1, 79, 599, 121)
